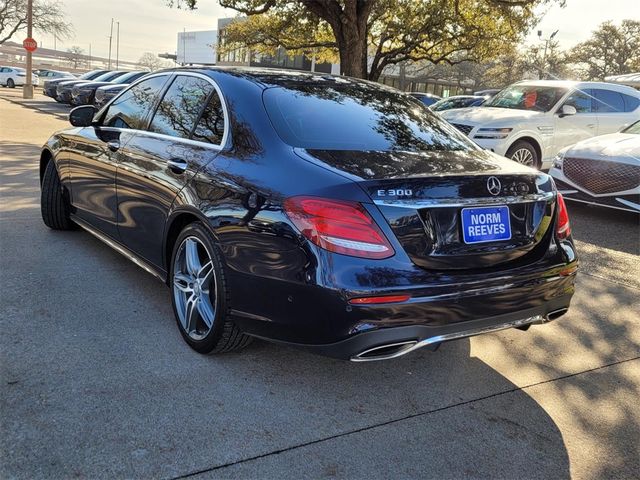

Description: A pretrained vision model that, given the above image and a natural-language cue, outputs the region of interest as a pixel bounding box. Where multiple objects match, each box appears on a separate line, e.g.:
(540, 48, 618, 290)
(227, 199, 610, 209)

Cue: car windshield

(93, 71, 125, 82)
(14, 67, 25, 73)
(483, 85, 567, 112)
(113, 71, 146, 84)
(623, 120, 640, 134)
(263, 82, 475, 152)
(79, 70, 105, 79)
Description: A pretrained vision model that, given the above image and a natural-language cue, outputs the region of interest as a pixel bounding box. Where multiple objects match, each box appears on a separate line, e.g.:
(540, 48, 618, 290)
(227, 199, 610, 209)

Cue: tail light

(283, 196, 394, 259)
(555, 193, 571, 240)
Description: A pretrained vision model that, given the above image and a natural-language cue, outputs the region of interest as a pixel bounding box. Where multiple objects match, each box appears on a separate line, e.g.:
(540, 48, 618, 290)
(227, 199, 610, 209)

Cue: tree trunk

(338, 37, 367, 78)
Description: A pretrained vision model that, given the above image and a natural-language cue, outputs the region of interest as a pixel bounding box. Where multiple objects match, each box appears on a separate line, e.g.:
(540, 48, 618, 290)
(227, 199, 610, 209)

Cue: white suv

(0, 66, 39, 88)
(440, 80, 640, 169)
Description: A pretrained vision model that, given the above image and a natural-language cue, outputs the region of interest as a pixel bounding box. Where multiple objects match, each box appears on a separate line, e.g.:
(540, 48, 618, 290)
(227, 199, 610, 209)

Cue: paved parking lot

(1, 92, 639, 479)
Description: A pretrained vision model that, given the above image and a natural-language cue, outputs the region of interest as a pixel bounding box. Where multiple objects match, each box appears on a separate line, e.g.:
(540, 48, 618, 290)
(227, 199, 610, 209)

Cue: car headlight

(552, 150, 567, 170)
(473, 127, 513, 140)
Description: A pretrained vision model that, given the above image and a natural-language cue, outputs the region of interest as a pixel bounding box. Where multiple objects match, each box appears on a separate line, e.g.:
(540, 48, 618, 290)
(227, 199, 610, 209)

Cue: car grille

(563, 157, 640, 194)
(450, 123, 473, 136)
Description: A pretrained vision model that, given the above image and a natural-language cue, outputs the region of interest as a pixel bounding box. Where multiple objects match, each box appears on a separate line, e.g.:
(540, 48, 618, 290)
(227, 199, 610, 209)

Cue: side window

(102, 75, 168, 129)
(563, 89, 592, 113)
(148, 76, 213, 139)
(192, 89, 226, 145)
(593, 89, 625, 113)
(621, 94, 640, 113)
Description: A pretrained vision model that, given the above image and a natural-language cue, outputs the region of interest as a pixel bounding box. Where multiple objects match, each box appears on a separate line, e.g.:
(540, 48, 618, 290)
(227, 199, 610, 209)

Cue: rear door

(116, 73, 226, 268)
(69, 74, 170, 238)
(592, 88, 638, 135)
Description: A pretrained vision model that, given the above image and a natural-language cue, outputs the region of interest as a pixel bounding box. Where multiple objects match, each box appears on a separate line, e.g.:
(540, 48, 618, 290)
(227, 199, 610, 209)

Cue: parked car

(71, 71, 149, 106)
(474, 89, 501, 97)
(94, 84, 127, 108)
(549, 120, 640, 213)
(430, 95, 488, 112)
(409, 92, 441, 107)
(0, 66, 38, 88)
(440, 80, 640, 169)
(44, 69, 109, 98)
(39, 68, 577, 361)
(56, 71, 125, 103)
(36, 69, 75, 80)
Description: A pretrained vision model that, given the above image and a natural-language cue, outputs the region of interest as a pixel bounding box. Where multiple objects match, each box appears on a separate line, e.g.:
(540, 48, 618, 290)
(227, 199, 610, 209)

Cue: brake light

(283, 196, 394, 259)
(349, 295, 411, 304)
(555, 193, 571, 240)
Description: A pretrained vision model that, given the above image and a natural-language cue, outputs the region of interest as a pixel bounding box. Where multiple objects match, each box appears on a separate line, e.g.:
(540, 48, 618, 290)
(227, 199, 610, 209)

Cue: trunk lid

(299, 149, 557, 271)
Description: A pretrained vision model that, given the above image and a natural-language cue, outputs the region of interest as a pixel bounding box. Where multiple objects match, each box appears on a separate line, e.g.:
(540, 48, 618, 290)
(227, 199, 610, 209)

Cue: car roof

(439, 95, 483, 99)
(157, 66, 395, 90)
(513, 79, 640, 95)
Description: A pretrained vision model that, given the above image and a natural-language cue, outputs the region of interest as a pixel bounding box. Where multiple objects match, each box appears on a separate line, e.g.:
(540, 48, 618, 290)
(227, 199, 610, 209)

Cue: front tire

(40, 160, 74, 230)
(170, 223, 252, 354)
(7, 78, 15, 88)
(506, 140, 539, 169)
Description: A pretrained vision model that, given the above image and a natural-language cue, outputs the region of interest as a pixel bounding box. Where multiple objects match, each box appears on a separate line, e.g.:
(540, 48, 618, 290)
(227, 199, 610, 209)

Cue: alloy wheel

(511, 148, 535, 167)
(172, 236, 217, 341)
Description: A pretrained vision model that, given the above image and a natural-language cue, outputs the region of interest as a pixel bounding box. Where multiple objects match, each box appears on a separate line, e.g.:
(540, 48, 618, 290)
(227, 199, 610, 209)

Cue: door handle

(107, 140, 120, 152)
(586, 124, 596, 129)
(167, 159, 188, 174)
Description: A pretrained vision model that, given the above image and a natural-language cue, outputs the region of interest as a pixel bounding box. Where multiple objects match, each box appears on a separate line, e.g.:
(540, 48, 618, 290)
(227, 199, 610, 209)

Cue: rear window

(262, 83, 474, 152)
(593, 89, 625, 113)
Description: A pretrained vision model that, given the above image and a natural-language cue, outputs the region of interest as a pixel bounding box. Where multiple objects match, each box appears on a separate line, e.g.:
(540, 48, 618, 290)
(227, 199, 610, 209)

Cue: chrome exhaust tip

(545, 308, 568, 322)
(351, 341, 418, 362)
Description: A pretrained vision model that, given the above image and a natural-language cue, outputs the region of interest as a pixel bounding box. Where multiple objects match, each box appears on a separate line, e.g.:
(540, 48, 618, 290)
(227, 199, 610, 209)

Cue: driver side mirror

(69, 105, 96, 127)
(559, 104, 577, 117)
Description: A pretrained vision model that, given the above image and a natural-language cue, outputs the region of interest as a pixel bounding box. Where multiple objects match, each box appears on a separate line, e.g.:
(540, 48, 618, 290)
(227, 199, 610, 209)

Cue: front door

(553, 88, 598, 154)
(75, 74, 171, 239)
(67, 127, 131, 238)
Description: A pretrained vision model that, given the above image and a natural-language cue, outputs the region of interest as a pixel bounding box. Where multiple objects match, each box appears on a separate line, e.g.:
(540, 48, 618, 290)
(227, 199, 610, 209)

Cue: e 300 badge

(377, 189, 413, 197)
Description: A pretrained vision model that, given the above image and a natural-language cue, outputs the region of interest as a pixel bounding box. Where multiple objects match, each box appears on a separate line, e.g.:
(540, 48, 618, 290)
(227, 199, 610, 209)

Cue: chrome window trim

(95, 71, 230, 150)
(373, 191, 555, 209)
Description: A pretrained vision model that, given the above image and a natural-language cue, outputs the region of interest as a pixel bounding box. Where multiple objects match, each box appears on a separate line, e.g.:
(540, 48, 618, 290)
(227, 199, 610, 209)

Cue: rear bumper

(281, 296, 572, 361)
(230, 254, 578, 360)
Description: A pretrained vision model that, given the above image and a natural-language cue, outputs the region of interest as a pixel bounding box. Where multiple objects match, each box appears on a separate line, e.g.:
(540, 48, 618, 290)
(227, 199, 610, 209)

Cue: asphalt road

(1, 92, 639, 480)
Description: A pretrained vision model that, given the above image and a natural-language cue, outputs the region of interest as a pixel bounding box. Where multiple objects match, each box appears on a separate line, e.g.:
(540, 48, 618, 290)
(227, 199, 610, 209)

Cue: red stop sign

(23, 37, 37, 52)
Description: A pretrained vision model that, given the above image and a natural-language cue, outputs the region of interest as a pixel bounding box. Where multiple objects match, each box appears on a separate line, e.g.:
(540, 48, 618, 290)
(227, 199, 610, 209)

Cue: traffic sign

(23, 37, 37, 52)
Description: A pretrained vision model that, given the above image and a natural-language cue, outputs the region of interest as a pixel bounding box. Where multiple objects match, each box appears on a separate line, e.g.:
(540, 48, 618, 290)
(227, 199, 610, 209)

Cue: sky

(10, 0, 639, 64)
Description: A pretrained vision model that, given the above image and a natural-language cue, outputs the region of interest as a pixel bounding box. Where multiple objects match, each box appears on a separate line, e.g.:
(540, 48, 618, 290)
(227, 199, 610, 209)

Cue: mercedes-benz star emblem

(487, 176, 501, 196)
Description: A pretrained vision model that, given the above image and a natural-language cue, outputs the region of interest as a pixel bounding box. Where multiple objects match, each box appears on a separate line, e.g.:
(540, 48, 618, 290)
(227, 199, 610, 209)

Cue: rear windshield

(262, 82, 476, 152)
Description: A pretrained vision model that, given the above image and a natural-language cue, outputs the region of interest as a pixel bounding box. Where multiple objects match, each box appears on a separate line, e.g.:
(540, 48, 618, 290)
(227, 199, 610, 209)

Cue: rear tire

(506, 140, 539, 169)
(170, 222, 252, 354)
(7, 78, 15, 88)
(40, 160, 74, 230)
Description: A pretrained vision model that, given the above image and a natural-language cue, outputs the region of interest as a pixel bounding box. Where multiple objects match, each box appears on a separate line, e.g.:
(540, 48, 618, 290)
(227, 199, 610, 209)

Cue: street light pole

(116, 22, 120, 69)
(538, 29, 559, 80)
(108, 18, 114, 69)
(22, 0, 34, 99)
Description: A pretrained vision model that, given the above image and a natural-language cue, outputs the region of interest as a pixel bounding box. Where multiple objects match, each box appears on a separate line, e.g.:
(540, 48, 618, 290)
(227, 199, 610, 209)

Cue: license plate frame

(461, 205, 512, 244)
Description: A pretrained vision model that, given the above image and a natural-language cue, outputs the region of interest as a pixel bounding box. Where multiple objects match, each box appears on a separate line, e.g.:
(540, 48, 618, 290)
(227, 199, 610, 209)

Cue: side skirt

(70, 214, 167, 283)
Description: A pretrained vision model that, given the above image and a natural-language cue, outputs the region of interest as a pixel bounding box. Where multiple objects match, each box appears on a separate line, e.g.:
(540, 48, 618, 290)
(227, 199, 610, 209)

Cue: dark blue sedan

(39, 68, 577, 361)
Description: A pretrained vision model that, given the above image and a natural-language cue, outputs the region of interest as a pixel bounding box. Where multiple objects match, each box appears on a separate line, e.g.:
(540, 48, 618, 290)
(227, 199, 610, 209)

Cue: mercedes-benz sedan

(39, 68, 578, 361)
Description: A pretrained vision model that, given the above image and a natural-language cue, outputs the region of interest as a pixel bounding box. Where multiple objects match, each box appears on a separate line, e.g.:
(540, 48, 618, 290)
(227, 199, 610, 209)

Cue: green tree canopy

(169, 0, 562, 80)
(568, 20, 640, 80)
